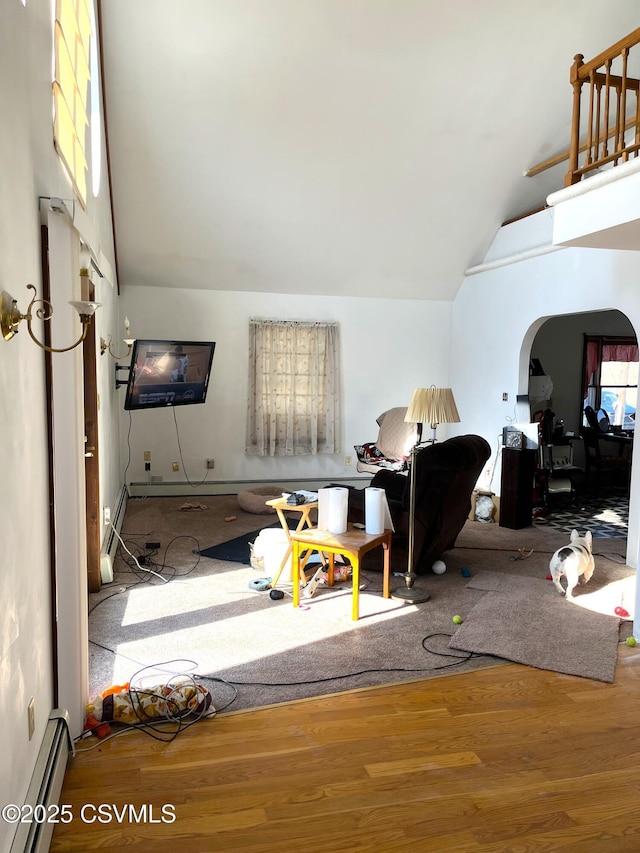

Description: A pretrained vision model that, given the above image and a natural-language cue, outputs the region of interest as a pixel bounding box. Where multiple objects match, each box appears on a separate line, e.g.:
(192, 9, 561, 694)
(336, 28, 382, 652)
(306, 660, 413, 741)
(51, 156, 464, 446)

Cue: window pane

(600, 387, 637, 430)
(601, 361, 638, 386)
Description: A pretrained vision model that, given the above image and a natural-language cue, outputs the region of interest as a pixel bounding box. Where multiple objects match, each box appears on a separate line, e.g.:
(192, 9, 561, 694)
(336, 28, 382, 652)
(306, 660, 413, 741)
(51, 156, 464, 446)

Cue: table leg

(351, 554, 359, 621)
(267, 508, 292, 588)
(297, 506, 326, 571)
(292, 539, 301, 608)
(382, 538, 390, 599)
(271, 506, 315, 588)
(296, 507, 313, 532)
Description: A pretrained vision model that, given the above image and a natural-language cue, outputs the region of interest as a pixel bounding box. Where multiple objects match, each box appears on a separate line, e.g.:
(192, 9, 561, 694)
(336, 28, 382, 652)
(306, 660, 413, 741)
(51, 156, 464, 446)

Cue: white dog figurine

(549, 529, 595, 599)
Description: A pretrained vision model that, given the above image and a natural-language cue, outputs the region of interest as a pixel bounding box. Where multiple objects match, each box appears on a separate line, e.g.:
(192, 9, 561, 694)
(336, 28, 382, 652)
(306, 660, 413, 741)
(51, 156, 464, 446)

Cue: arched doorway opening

(520, 308, 637, 556)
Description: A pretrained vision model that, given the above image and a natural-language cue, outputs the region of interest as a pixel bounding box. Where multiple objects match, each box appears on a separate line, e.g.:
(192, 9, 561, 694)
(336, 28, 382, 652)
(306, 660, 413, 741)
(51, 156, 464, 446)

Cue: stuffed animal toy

(85, 679, 213, 735)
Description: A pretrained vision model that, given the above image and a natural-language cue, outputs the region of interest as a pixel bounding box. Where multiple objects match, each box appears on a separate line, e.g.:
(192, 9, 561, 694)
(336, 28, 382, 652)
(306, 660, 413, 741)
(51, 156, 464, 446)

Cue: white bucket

(250, 528, 292, 582)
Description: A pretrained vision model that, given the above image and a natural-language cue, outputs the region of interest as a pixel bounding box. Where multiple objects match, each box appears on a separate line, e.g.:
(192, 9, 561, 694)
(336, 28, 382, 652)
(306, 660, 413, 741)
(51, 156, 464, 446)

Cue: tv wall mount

(115, 362, 131, 389)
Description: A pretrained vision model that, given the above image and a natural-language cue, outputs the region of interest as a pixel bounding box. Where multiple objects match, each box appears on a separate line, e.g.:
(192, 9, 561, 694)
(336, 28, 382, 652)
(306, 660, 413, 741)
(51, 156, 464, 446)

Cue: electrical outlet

(27, 698, 35, 740)
(144, 450, 151, 462)
(103, 506, 111, 526)
(345, 455, 352, 466)
(145, 462, 151, 471)
(172, 461, 180, 472)
(206, 458, 215, 469)
(502, 392, 509, 401)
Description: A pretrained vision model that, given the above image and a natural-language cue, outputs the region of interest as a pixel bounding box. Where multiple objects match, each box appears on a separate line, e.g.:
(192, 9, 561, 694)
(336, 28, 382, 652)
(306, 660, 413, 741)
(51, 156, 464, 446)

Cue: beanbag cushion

(237, 486, 289, 514)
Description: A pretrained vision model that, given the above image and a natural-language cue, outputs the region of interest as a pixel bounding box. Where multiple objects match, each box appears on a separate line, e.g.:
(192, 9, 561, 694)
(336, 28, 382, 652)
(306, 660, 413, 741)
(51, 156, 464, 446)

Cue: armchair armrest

(370, 468, 408, 504)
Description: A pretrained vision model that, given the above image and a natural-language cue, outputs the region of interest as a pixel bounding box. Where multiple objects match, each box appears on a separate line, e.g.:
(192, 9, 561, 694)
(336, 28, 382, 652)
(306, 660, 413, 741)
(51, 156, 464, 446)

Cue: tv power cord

(106, 520, 168, 583)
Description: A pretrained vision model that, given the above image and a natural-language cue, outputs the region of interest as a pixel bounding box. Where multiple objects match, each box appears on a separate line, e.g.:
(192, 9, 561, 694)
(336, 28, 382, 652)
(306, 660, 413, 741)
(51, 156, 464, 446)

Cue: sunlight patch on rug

(108, 564, 421, 688)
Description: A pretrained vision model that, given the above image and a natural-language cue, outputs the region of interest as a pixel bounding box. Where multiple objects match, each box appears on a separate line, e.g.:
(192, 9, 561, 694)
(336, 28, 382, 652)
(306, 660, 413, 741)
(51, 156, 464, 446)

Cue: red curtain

(583, 339, 639, 397)
(603, 343, 639, 363)
(583, 339, 599, 396)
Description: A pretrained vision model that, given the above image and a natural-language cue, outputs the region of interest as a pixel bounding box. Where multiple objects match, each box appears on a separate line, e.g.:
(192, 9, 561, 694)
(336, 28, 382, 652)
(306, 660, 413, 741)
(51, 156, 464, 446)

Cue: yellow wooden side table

(290, 525, 392, 620)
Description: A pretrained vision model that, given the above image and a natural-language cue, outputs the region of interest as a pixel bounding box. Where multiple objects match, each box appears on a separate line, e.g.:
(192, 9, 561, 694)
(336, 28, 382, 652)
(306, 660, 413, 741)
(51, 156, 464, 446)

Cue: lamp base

(391, 572, 431, 604)
(391, 585, 431, 603)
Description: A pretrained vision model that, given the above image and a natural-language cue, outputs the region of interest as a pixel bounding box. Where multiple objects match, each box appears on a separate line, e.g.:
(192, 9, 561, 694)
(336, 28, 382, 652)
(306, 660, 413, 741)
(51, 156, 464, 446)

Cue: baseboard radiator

(100, 484, 129, 583)
(10, 710, 74, 853)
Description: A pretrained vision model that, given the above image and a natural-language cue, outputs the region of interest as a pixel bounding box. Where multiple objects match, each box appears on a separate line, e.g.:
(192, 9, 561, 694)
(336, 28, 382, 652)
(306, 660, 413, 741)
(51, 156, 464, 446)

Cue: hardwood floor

(52, 649, 640, 852)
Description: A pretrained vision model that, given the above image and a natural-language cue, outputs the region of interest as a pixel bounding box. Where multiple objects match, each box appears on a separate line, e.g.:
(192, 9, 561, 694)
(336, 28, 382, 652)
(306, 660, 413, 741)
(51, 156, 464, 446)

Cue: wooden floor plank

(52, 651, 640, 852)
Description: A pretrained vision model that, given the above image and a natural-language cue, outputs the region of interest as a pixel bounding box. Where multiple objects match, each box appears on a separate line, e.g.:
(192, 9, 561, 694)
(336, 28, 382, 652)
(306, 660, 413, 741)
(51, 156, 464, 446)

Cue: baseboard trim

(128, 476, 372, 497)
(100, 485, 128, 582)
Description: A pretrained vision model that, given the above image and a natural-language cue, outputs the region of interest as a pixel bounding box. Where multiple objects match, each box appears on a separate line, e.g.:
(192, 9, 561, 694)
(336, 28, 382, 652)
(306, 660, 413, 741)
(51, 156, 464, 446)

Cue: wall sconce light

(0, 285, 101, 354)
(101, 317, 134, 359)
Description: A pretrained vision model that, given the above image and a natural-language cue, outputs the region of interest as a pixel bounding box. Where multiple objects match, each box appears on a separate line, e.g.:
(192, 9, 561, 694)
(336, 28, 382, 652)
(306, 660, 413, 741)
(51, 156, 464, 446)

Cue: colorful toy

(84, 714, 111, 739)
(86, 679, 213, 727)
(452, 615, 463, 624)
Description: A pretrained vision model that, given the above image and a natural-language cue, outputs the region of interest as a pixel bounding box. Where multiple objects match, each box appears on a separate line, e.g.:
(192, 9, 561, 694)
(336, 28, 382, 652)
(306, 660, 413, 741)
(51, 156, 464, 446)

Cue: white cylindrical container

(365, 487, 386, 534)
(318, 487, 348, 534)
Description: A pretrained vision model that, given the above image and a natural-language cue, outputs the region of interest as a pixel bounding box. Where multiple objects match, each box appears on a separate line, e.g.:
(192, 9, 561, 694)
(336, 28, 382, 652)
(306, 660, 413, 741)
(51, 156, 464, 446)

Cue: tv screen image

(123, 339, 216, 411)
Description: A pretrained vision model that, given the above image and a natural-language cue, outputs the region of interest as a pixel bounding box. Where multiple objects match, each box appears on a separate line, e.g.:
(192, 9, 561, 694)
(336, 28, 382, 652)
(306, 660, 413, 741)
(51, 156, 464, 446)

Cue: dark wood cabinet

(499, 447, 536, 529)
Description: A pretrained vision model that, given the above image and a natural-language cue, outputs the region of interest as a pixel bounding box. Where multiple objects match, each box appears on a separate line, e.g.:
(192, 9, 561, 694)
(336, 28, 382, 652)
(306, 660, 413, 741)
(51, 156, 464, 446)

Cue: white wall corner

(548, 161, 640, 250)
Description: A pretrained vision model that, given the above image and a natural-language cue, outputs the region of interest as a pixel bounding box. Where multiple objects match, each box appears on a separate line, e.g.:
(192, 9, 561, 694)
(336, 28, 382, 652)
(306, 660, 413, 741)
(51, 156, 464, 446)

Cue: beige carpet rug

(88, 495, 635, 713)
(450, 571, 621, 682)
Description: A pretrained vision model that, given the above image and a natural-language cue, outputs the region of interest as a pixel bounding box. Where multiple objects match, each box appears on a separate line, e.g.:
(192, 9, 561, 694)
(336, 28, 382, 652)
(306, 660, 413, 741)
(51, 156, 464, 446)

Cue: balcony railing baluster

(565, 27, 640, 186)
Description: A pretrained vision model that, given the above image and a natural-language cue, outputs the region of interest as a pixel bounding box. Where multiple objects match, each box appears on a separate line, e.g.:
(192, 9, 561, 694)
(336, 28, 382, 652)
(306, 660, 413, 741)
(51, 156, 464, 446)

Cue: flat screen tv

(123, 339, 216, 411)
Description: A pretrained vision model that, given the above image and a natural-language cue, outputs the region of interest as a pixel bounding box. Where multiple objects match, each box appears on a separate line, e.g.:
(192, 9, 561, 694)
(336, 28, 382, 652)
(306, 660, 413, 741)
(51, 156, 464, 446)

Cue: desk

(290, 526, 392, 620)
(264, 497, 318, 587)
(599, 432, 634, 457)
(581, 427, 632, 493)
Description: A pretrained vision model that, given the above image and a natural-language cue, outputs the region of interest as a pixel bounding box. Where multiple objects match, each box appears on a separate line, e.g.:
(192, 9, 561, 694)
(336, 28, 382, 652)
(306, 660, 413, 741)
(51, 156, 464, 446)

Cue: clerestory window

(53, 0, 92, 206)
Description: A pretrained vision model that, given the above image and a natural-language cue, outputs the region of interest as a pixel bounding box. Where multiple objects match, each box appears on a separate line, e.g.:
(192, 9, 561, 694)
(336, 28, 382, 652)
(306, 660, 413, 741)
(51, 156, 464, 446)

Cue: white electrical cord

(107, 520, 169, 583)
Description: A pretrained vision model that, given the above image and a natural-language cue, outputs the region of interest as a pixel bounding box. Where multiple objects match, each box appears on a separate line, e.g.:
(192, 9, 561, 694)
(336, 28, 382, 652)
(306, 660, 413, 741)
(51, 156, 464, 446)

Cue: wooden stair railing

(566, 27, 640, 186)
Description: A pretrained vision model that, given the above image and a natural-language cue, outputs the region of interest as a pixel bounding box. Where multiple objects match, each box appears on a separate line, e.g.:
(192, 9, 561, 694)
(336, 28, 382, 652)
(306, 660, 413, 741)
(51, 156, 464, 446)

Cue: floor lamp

(391, 386, 461, 603)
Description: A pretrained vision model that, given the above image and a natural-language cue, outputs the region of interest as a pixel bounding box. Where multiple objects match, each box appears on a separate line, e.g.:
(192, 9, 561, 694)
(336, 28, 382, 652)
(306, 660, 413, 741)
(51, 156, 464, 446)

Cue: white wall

(0, 3, 121, 851)
(452, 224, 640, 625)
(119, 286, 454, 490)
(96, 271, 130, 517)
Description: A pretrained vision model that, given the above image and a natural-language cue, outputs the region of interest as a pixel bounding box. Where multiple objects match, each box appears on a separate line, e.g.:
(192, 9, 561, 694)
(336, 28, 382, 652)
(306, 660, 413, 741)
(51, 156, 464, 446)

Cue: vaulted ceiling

(99, 1, 640, 301)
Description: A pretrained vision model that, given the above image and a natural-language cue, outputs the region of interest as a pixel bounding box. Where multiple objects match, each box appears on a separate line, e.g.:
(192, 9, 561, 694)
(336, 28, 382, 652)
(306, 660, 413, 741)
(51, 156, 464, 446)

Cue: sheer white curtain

(246, 319, 341, 456)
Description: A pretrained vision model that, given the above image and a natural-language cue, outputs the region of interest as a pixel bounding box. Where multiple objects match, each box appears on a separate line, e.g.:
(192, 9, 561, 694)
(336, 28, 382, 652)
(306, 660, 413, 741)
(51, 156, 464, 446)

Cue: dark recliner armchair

(349, 434, 491, 574)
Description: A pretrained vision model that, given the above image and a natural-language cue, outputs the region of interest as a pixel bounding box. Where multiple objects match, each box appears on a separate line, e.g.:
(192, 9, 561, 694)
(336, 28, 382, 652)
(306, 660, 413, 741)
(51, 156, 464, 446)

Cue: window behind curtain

(582, 335, 638, 431)
(53, 0, 92, 206)
(246, 320, 341, 456)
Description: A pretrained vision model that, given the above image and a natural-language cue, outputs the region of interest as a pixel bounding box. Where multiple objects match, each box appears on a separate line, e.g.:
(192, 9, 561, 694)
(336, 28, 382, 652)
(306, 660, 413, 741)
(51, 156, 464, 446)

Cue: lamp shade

(405, 386, 460, 427)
